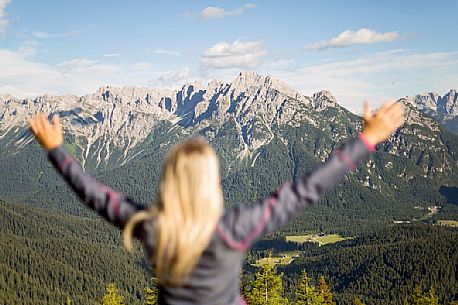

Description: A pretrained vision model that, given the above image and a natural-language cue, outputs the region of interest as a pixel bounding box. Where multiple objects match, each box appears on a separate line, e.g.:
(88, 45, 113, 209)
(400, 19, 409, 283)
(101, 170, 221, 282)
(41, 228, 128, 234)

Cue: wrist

(45, 141, 63, 151)
(359, 132, 377, 152)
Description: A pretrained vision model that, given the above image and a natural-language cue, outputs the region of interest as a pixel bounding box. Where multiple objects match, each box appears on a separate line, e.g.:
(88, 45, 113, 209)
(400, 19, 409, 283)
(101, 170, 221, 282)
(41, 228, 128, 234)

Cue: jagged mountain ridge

(404, 90, 457, 115)
(0, 72, 456, 180)
(0, 72, 457, 230)
(0, 72, 335, 167)
(404, 90, 458, 134)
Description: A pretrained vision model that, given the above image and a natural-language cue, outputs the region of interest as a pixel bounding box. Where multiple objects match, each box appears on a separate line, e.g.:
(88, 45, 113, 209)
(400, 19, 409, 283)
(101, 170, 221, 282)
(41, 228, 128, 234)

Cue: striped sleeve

(48, 145, 144, 230)
(217, 135, 374, 251)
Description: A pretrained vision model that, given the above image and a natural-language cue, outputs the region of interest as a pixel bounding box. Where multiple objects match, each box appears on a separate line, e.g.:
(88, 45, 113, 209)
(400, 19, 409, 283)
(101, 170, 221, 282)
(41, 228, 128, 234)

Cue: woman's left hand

(29, 113, 63, 151)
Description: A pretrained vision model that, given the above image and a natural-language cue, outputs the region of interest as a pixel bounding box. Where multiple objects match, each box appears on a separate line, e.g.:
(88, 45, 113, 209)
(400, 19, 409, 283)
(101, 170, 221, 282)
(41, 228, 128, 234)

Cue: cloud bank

(201, 40, 267, 69)
(200, 3, 256, 19)
(305, 28, 400, 51)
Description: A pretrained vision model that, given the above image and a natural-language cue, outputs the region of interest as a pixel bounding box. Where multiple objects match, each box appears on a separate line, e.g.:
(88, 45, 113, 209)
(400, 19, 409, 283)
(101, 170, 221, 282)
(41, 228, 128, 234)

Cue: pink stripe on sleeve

(335, 149, 356, 171)
(217, 198, 276, 252)
(359, 133, 376, 152)
(58, 157, 75, 172)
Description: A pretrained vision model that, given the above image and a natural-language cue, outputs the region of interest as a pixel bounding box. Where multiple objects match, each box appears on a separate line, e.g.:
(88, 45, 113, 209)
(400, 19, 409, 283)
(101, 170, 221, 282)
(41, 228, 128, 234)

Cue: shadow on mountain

(439, 185, 458, 205)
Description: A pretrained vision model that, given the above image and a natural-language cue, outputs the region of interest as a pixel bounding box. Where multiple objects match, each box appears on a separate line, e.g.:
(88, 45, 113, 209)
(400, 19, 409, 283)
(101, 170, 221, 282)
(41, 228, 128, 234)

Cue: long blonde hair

(123, 138, 223, 285)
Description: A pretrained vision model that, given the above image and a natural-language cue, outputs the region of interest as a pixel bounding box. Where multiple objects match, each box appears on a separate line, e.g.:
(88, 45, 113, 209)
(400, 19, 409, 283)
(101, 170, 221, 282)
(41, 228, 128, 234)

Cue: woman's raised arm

(217, 101, 405, 251)
(29, 113, 144, 231)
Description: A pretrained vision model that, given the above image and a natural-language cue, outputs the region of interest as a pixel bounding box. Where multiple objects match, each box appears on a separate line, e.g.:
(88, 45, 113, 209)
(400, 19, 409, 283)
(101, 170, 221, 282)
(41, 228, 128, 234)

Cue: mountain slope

(0, 200, 150, 305)
(0, 72, 457, 233)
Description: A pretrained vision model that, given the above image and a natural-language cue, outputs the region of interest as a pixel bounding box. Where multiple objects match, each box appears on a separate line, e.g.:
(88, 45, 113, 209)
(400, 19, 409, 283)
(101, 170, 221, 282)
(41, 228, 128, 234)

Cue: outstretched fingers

(38, 113, 51, 133)
(387, 103, 405, 127)
(29, 117, 38, 135)
(377, 100, 396, 117)
(363, 101, 372, 121)
(51, 115, 61, 131)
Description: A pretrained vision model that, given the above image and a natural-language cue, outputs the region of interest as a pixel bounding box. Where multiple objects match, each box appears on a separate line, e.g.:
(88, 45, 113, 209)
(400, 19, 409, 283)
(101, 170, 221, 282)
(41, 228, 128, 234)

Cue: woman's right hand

(361, 101, 405, 146)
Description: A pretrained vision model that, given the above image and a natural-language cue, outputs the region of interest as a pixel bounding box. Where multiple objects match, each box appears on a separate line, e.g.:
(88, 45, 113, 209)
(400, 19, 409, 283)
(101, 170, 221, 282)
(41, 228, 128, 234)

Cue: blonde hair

(123, 138, 223, 285)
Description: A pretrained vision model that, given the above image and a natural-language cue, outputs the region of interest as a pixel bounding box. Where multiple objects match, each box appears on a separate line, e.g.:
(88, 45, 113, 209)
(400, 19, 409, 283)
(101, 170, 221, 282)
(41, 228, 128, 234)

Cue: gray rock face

(404, 90, 458, 134)
(1, 72, 456, 173)
(312, 90, 337, 111)
(439, 90, 457, 116)
(0, 72, 317, 165)
(405, 90, 458, 116)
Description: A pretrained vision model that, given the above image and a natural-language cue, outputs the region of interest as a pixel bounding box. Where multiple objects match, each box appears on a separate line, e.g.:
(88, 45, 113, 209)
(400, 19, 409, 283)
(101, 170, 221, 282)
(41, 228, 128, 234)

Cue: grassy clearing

(286, 234, 349, 246)
(254, 251, 301, 266)
(437, 220, 458, 227)
(254, 234, 350, 266)
(285, 234, 315, 243)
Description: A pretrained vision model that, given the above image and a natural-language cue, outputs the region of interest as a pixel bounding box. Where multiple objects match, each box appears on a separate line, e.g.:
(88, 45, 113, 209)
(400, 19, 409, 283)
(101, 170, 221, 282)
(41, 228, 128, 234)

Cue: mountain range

(0, 72, 457, 233)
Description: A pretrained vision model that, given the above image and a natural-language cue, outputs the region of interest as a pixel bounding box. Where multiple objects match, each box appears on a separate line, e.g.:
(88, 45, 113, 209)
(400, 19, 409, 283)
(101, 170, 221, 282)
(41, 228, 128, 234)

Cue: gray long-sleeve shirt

(48, 135, 375, 305)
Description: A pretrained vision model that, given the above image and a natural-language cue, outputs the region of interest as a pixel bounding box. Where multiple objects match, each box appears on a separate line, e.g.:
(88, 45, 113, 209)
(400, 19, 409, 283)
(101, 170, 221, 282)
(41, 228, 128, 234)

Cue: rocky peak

(312, 90, 337, 111)
(405, 90, 457, 116)
(439, 89, 457, 115)
(406, 92, 439, 111)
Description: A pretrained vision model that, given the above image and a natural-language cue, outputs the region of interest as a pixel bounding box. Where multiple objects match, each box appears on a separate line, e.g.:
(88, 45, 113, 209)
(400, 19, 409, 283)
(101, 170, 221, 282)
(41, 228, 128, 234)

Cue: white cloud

(201, 40, 267, 69)
(0, 49, 167, 98)
(32, 29, 83, 39)
(305, 28, 400, 51)
(157, 67, 190, 86)
(152, 48, 180, 56)
(0, 0, 10, 32)
(103, 53, 120, 57)
(200, 3, 256, 19)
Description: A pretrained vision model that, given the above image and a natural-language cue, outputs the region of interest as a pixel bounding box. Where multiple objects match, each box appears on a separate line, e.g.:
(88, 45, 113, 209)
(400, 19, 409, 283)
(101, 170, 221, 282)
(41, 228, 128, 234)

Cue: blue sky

(1, 0, 457, 113)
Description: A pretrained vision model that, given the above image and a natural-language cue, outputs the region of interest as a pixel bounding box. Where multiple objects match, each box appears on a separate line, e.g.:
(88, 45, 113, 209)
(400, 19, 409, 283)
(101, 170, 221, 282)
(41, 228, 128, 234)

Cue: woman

(29, 101, 404, 305)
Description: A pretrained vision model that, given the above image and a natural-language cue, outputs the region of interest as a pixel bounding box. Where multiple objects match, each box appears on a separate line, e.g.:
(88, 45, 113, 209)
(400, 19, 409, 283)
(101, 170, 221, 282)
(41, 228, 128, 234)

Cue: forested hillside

(0, 200, 152, 305)
(276, 225, 458, 304)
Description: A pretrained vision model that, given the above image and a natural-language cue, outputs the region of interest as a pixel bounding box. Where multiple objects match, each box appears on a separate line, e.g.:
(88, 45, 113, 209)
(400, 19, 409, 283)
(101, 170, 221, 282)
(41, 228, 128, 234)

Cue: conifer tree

(100, 283, 125, 305)
(317, 276, 335, 305)
(296, 271, 323, 305)
(412, 285, 425, 305)
(428, 287, 439, 305)
(409, 285, 440, 305)
(353, 298, 365, 305)
(245, 263, 289, 305)
(144, 287, 158, 305)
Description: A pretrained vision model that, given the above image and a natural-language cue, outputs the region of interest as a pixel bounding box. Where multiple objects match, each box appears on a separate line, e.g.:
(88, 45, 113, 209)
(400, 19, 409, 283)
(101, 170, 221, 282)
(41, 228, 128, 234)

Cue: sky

(0, 0, 457, 113)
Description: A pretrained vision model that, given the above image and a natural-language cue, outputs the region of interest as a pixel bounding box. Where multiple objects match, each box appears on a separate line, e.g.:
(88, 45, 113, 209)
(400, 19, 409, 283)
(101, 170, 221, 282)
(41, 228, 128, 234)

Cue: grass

(285, 234, 315, 243)
(316, 234, 347, 245)
(255, 234, 350, 266)
(286, 234, 349, 246)
(254, 251, 301, 266)
(437, 220, 458, 227)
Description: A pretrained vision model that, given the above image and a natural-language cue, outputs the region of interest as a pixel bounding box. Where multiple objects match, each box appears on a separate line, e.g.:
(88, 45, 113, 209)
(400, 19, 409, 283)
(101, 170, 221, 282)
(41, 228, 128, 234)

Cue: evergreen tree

(409, 285, 440, 305)
(296, 271, 323, 305)
(317, 276, 335, 305)
(144, 277, 159, 304)
(144, 287, 158, 305)
(412, 285, 425, 305)
(353, 298, 365, 305)
(428, 287, 439, 305)
(245, 263, 289, 305)
(100, 283, 125, 305)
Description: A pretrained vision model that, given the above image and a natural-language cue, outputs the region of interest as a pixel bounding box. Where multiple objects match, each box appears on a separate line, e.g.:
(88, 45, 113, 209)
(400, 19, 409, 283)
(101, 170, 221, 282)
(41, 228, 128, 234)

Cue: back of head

(124, 138, 223, 285)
